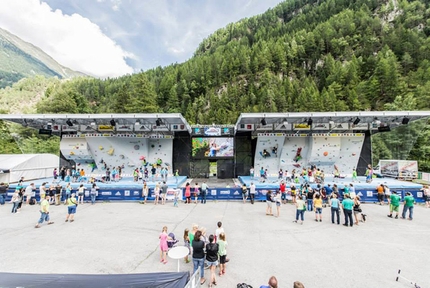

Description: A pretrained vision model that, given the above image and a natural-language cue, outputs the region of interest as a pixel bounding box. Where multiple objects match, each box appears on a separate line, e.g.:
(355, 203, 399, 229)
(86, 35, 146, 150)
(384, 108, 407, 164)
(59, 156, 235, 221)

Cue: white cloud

(0, 0, 133, 78)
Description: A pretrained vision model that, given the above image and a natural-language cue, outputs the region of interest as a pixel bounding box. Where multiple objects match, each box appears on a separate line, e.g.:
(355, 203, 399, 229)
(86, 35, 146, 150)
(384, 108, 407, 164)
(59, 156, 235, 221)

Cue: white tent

(0, 154, 59, 183)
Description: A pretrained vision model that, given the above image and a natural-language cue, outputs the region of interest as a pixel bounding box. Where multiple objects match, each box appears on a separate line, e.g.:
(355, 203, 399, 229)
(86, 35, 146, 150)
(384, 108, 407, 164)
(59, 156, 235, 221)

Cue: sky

(0, 0, 283, 78)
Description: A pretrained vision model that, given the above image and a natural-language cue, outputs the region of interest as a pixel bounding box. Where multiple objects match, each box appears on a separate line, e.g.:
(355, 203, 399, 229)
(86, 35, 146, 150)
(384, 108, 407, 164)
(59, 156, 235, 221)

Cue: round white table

(168, 246, 189, 272)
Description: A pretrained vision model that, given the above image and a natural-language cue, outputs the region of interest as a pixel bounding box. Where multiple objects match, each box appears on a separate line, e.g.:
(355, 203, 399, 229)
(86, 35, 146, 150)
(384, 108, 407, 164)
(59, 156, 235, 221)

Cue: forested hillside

(1, 0, 430, 168)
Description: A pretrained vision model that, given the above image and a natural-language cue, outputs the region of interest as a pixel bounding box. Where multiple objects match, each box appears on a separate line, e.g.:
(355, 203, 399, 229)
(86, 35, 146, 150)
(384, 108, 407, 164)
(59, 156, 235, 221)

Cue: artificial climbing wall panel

(309, 136, 341, 165)
(254, 135, 285, 176)
(60, 137, 92, 161)
(279, 136, 311, 173)
(337, 134, 365, 175)
(147, 138, 174, 168)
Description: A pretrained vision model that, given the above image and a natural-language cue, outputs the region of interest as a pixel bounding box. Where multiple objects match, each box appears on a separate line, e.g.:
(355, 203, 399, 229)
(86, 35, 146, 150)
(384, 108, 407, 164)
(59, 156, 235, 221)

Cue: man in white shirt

(201, 181, 208, 204)
(24, 183, 35, 205)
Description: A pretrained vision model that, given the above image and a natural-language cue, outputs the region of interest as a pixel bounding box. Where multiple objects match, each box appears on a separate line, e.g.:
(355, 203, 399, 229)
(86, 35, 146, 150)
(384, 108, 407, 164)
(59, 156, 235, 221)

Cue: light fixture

(402, 117, 410, 125)
(307, 118, 313, 126)
(329, 117, 334, 125)
(283, 118, 288, 126)
(156, 118, 162, 126)
(110, 119, 116, 126)
(260, 118, 267, 126)
(47, 122, 52, 130)
(353, 118, 361, 125)
(135, 120, 140, 125)
(66, 120, 73, 126)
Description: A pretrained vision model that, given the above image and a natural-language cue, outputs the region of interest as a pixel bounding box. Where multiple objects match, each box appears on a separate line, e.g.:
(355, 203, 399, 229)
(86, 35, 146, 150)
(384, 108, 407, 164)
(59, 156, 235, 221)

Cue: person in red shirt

(280, 181, 287, 204)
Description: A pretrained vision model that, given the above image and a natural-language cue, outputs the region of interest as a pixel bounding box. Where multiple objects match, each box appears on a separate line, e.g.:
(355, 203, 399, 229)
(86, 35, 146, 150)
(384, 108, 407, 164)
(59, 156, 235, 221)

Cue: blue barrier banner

(3, 187, 425, 203)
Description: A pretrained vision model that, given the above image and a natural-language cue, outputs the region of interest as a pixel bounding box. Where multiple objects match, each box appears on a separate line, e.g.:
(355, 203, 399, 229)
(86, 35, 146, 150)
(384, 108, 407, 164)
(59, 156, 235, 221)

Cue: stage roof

(0, 113, 191, 134)
(235, 111, 430, 134)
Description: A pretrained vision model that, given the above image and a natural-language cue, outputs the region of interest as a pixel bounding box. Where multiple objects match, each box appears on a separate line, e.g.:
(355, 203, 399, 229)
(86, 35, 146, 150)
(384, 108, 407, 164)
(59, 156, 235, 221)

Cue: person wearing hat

(387, 191, 401, 219)
(65, 193, 78, 222)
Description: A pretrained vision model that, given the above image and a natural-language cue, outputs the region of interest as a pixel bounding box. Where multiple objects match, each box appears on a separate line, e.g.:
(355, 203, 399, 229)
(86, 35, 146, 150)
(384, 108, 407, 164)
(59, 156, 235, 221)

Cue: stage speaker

(260, 118, 266, 126)
(378, 125, 391, 132)
(402, 117, 409, 125)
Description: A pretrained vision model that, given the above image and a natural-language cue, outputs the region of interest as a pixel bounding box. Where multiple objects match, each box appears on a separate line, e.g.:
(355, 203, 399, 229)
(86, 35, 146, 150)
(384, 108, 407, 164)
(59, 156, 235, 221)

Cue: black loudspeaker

(110, 119, 116, 126)
(378, 126, 391, 132)
(261, 118, 266, 126)
(66, 120, 73, 126)
(402, 117, 409, 125)
(307, 118, 313, 126)
(353, 118, 361, 125)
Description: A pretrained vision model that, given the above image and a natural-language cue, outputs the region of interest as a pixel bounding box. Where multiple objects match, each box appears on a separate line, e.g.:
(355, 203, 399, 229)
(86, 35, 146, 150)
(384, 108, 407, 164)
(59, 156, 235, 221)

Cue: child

(215, 221, 224, 243)
(159, 226, 169, 264)
(173, 189, 179, 207)
(183, 228, 190, 263)
(217, 232, 228, 276)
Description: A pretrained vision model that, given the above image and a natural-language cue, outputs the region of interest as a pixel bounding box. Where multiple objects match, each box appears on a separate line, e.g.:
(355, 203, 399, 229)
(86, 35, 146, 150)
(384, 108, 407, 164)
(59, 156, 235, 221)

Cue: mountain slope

(0, 27, 85, 88)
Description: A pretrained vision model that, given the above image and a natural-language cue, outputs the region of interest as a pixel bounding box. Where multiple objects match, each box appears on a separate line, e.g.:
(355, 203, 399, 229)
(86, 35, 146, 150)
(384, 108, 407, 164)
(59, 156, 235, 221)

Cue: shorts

(78, 192, 84, 196)
(276, 202, 281, 207)
(266, 201, 273, 208)
(315, 207, 322, 214)
(425, 196, 430, 202)
(390, 204, 399, 212)
(207, 260, 218, 267)
(219, 255, 226, 264)
(68, 206, 77, 214)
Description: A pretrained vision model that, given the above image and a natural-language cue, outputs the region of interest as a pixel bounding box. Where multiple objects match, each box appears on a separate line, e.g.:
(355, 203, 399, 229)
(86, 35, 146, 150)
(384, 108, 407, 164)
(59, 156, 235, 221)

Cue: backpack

(29, 198, 36, 205)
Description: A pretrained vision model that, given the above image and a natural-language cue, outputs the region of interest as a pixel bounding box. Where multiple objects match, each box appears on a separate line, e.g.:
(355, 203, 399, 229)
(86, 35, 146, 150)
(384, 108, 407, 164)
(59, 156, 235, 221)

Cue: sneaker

(387, 215, 392, 218)
(395, 215, 398, 219)
(319, 219, 322, 222)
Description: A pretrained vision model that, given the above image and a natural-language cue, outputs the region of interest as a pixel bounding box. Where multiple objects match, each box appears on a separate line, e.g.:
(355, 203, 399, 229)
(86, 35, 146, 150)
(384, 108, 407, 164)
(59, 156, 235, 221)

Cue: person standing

(265, 191, 273, 216)
(183, 228, 191, 263)
(294, 195, 306, 224)
(39, 182, 47, 204)
(353, 196, 363, 225)
(64, 183, 72, 204)
(154, 182, 160, 205)
(174, 169, 179, 184)
(420, 185, 429, 208)
(65, 193, 78, 222)
(193, 183, 200, 204)
(306, 188, 315, 211)
(53, 168, 58, 183)
(161, 181, 168, 205)
(24, 183, 35, 205)
(151, 165, 157, 182)
(274, 190, 282, 217)
(280, 181, 287, 204)
(60, 167, 66, 182)
(250, 166, 254, 180)
(90, 183, 98, 205)
(159, 226, 169, 264)
(342, 194, 354, 227)
(330, 193, 340, 224)
(401, 192, 415, 220)
(142, 182, 148, 204)
(185, 182, 191, 204)
(217, 232, 228, 276)
(192, 230, 206, 285)
(10, 190, 21, 213)
(377, 184, 385, 205)
(313, 193, 323, 222)
(352, 168, 358, 182)
(55, 183, 62, 206)
(241, 184, 248, 204)
(201, 181, 208, 204)
(387, 191, 401, 219)
(77, 184, 85, 205)
(249, 182, 256, 204)
(35, 195, 54, 228)
(0, 182, 8, 206)
(206, 235, 219, 287)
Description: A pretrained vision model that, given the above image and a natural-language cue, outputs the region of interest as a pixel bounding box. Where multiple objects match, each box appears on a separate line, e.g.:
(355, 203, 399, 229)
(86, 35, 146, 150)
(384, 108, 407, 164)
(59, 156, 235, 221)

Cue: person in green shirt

(387, 191, 401, 219)
(342, 194, 354, 227)
(352, 168, 358, 182)
(401, 192, 415, 220)
(35, 195, 54, 228)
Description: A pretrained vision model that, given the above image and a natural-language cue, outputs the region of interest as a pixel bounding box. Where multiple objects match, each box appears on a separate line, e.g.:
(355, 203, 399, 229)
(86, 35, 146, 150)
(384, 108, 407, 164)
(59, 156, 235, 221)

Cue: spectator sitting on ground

(260, 276, 278, 288)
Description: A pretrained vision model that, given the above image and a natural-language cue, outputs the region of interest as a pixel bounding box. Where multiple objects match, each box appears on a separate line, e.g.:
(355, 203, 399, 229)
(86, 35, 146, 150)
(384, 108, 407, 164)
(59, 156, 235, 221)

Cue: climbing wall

(278, 135, 311, 172)
(60, 137, 92, 161)
(254, 134, 285, 176)
(309, 136, 341, 166)
(337, 134, 365, 175)
(82, 136, 173, 176)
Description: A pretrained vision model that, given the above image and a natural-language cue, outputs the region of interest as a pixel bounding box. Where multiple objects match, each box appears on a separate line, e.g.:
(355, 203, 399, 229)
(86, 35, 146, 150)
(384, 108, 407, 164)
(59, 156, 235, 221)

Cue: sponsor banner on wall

(255, 123, 273, 131)
(331, 123, 349, 130)
(237, 124, 254, 131)
(98, 125, 115, 132)
(293, 123, 311, 130)
(62, 125, 79, 132)
(204, 127, 221, 136)
(351, 122, 369, 130)
(116, 124, 134, 132)
(312, 123, 330, 130)
(274, 123, 292, 131)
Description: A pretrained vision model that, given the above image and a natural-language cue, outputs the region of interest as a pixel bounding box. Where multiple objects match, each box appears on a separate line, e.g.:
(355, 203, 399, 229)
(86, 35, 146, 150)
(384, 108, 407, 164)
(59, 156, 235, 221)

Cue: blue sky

(0, 0, 283, 77)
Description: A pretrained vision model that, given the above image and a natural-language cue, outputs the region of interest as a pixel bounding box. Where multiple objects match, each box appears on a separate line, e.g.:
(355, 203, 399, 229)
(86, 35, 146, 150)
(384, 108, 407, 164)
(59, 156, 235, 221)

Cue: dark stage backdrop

(173, 132, 191, 177)
(357, 130, 372, 175)
(234, 132, 253, 177)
